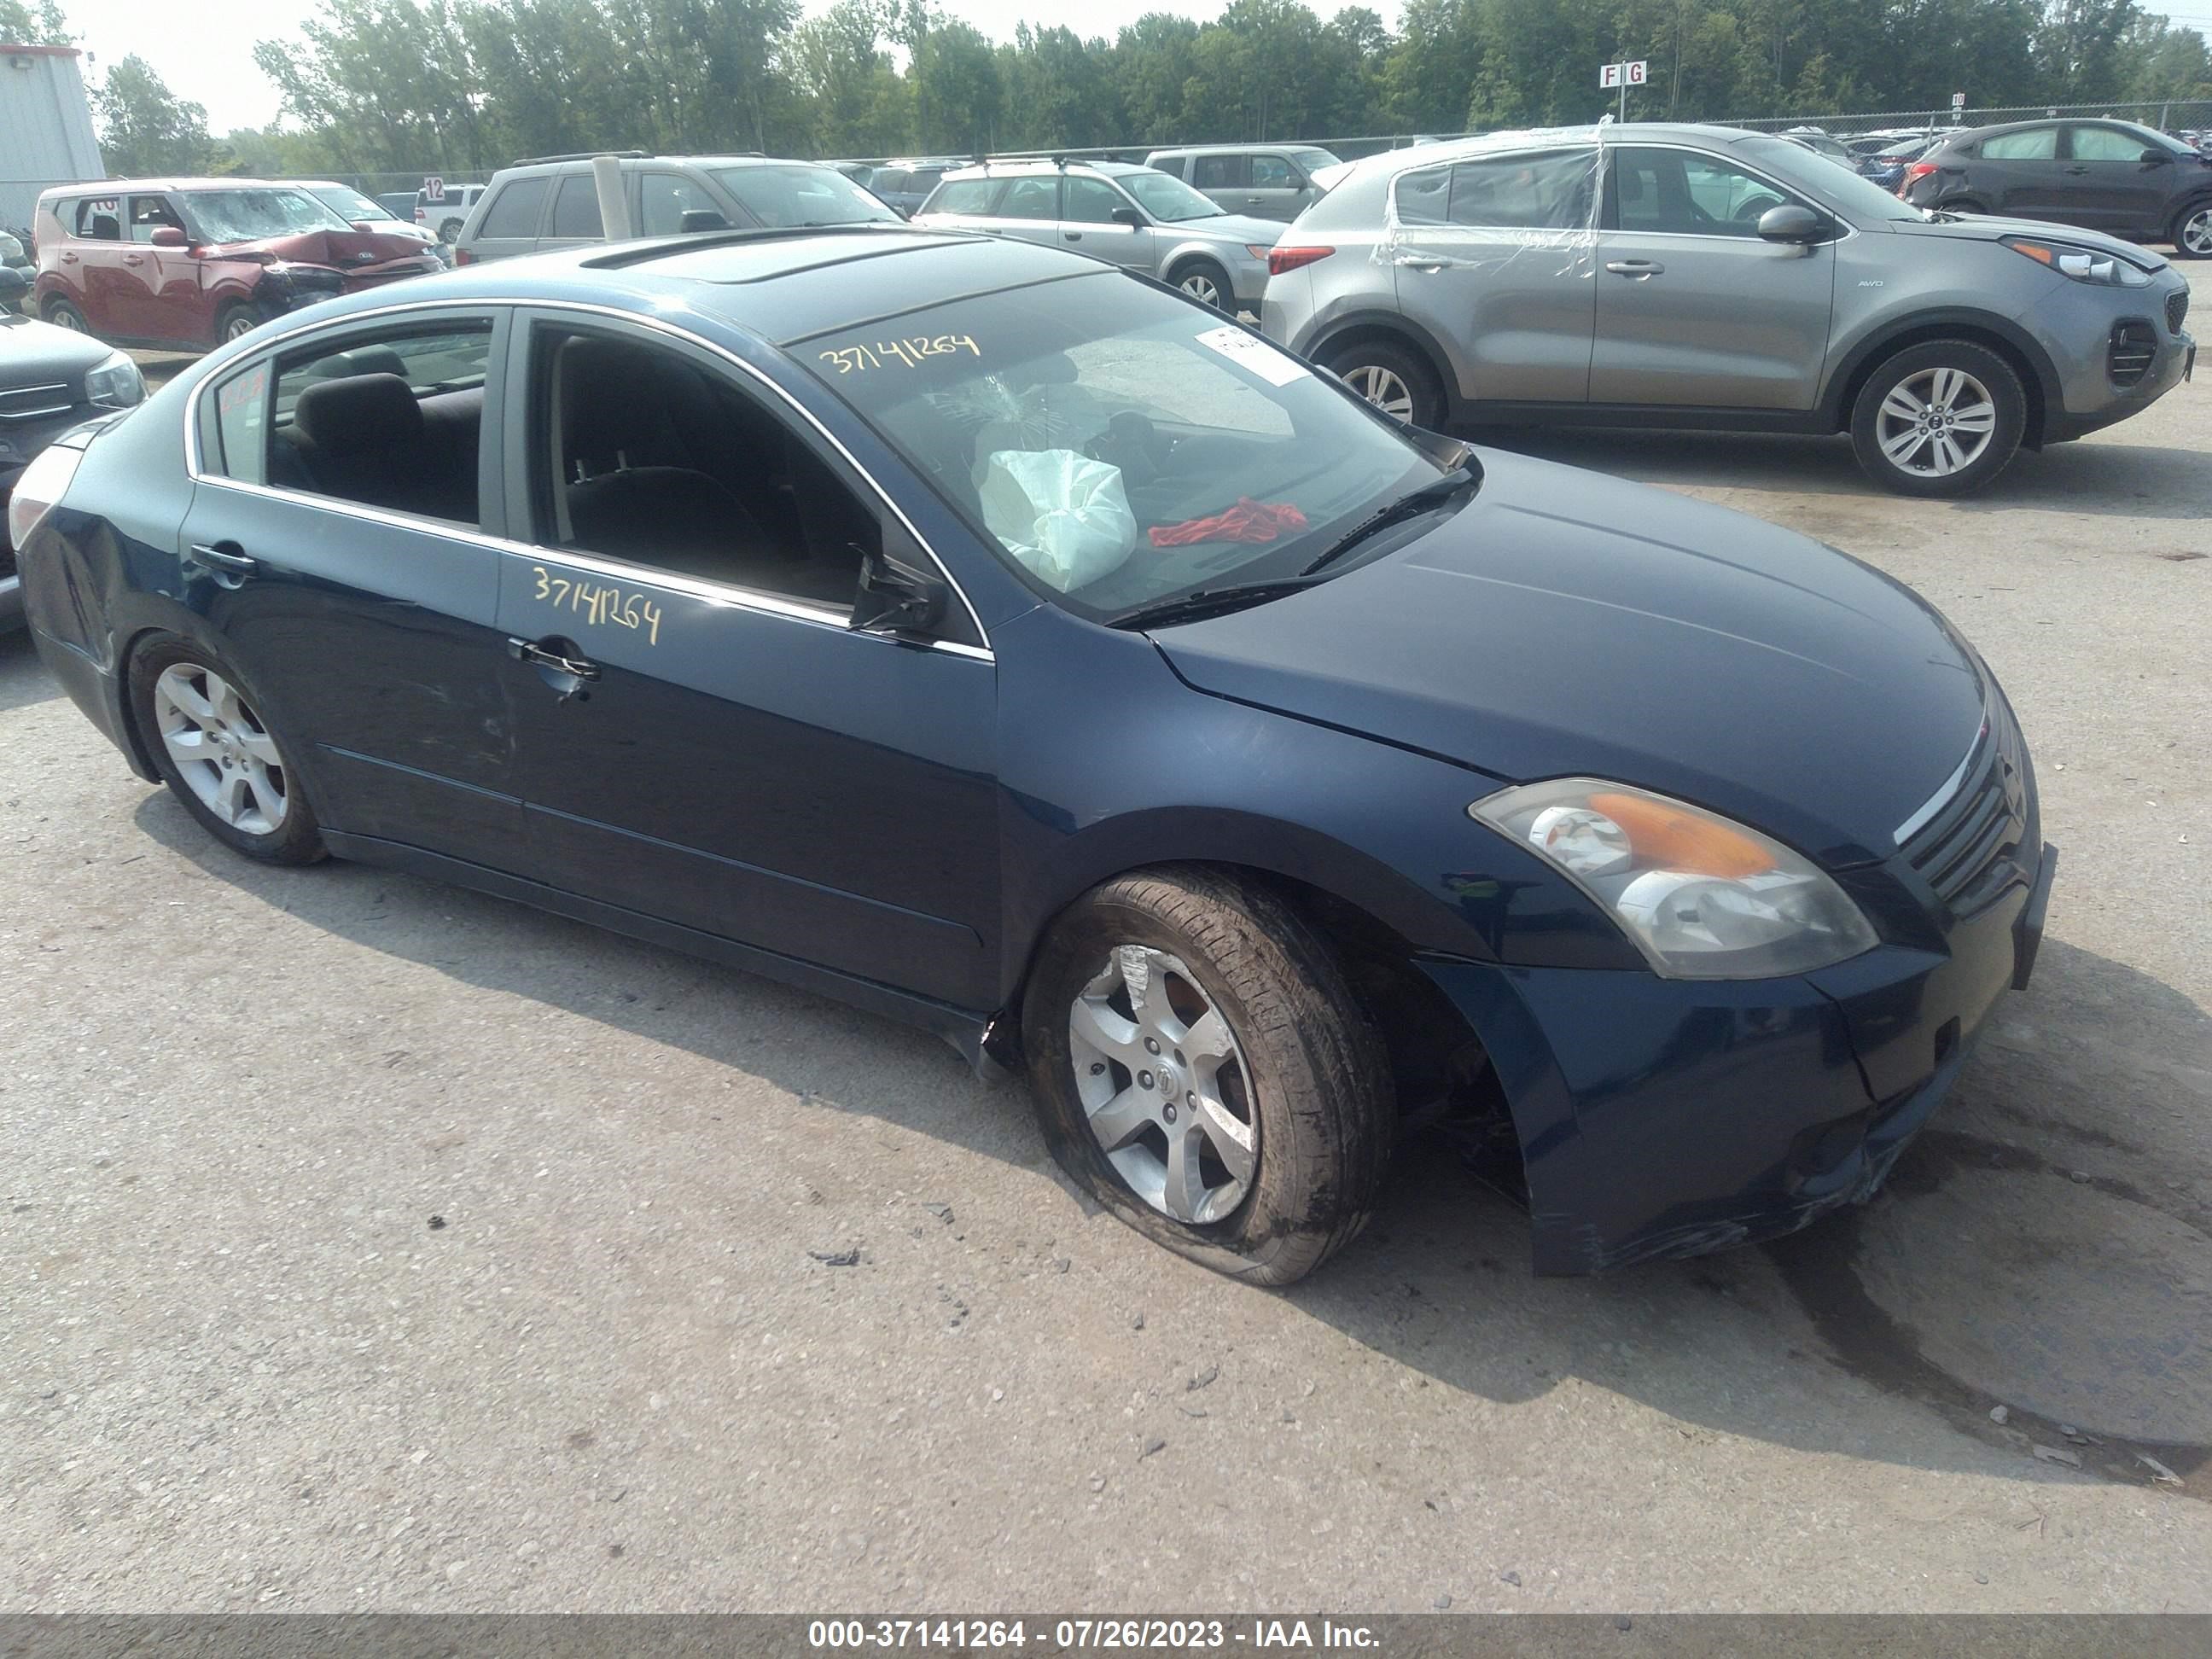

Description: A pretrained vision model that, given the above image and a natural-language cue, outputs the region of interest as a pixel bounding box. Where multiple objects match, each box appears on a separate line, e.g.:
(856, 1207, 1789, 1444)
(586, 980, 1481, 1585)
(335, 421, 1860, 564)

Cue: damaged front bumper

(1423, 837, 2056, 1275)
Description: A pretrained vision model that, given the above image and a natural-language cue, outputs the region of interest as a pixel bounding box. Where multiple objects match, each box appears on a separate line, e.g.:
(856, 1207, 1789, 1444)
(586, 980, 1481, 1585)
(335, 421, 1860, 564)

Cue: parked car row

(1900, 117, 2212, 257)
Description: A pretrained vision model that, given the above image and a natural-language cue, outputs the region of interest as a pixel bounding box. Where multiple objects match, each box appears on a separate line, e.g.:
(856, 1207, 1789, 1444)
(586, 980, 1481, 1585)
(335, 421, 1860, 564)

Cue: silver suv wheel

(1872, 365, 1997, 478)
(1068, 944, 1257, 1225)
(1177, 268, 1226, 308)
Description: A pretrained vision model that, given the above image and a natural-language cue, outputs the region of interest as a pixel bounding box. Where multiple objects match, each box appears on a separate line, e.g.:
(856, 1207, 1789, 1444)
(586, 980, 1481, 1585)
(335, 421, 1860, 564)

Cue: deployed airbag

(978, 448, 1138, 593)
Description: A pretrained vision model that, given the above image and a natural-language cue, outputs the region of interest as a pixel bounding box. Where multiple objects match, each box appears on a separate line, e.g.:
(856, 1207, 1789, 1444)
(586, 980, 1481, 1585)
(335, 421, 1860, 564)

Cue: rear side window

(1980, 127, 2058, 160)
(209, 361, 272, 486)
(1150, 154, 1187, 179)
(476, 178, 549, 238)
(996, 177, 1058, 220)
(550, 174, 603, 238)
(1193, 154, 1250, 189)
(1395, 150, 1594, 230)
(928, 178, 996, 213)
(73, 197, 121, 240)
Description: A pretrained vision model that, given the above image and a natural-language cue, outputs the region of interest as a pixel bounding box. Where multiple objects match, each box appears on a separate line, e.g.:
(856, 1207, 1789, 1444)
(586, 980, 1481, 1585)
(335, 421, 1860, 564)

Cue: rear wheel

(216, 304, 259, 345)
(43, 296, 89, 333)
(129, 636, 326, 865)
(1022, 866, 1394, 1285)
(1849, 340, 2024, 498)
(1171, 258, 1233, 311)
(2172, 200, 2212, 259)
(1321, 336, 1444, 428)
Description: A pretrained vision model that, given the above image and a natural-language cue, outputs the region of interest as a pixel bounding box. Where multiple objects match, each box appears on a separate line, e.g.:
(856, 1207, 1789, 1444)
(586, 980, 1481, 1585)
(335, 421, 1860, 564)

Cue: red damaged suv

(32, 179, 443, 350)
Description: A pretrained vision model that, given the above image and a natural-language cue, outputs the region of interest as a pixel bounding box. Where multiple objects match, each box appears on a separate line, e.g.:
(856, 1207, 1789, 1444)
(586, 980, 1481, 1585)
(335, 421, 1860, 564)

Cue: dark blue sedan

(11, 226, 2054, 1283)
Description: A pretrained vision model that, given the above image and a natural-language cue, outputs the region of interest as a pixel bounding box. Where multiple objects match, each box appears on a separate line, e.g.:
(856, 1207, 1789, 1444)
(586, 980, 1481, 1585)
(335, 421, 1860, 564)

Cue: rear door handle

(508, 636, 602, 680)
(1063, 230, 1082, 241)
(186, 541, 259, 585)
(1605, 259, 1665, 277)
(2063, 166, 2088, 175)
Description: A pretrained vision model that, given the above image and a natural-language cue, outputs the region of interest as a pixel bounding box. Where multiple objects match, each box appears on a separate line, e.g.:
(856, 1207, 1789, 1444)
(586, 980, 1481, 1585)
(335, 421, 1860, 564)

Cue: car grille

(2168, 289, 2191, 335)
(0, 381, 73, 422)
(1901, 698, 2032, 917)
(2109, 320, 2157, 387)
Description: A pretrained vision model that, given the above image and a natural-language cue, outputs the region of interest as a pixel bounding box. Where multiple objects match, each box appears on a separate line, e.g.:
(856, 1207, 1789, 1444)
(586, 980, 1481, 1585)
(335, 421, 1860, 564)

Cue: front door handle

(123, 253, 145, 266)
(508, 636, 602, 680)
(186, 541, 259, 585)
(1604, 259, 1665, 277)
(1063, 230, 1082, 241)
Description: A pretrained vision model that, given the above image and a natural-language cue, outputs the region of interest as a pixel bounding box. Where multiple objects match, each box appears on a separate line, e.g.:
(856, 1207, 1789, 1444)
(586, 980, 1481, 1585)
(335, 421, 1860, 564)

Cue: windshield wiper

(1109, 578, 1321, 632)
(1299, 463, 1479, 578)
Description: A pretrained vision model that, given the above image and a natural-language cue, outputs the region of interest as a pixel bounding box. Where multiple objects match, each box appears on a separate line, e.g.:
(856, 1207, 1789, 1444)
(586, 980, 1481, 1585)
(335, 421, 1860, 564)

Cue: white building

(0, 43, 102, 230)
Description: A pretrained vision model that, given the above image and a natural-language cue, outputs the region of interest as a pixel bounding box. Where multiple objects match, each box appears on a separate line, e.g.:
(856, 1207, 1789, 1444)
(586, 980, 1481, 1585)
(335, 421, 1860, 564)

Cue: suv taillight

(454, 247, 474, 266)
(1267, 245, 1335, 276)
(1901, 161, 1937, 196)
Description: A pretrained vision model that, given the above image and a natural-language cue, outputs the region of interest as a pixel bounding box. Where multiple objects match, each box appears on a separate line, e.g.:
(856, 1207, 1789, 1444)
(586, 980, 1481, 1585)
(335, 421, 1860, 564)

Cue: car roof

(273, 225, 1108, 348)
(41, 177, 317, 197)
(1149, 143, 1330, 155)
(936, 158, 1150, 182)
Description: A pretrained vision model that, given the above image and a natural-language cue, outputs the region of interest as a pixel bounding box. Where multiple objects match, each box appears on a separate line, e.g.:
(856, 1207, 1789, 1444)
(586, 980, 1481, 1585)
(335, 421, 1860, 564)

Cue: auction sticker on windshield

(1194, 323, 1307, 387)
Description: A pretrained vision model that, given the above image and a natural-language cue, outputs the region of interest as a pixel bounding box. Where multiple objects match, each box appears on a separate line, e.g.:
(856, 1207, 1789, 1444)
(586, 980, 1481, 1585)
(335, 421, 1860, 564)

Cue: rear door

(538, 171, 604, 253)
(987, 174, 1064, 249)
(2059, 123, 2174, 236)
(1970, 125, 2067, 219)
(178, 308, 532, 859)
(63, 197, 131, 334)
(1591, 143, 1836, 410)
(1059, 174, 1155, 271)
(463, 175, 550, 263)
(1388, 145, 1599, 405)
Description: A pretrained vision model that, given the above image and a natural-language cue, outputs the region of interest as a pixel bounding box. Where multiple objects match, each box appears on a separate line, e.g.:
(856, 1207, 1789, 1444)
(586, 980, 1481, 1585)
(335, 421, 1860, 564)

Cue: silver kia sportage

(1261, 122, 2195, 495)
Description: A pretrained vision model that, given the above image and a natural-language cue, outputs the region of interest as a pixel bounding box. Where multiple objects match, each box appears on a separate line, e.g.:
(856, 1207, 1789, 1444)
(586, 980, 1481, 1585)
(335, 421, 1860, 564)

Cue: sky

(62, 0, 1410, 135)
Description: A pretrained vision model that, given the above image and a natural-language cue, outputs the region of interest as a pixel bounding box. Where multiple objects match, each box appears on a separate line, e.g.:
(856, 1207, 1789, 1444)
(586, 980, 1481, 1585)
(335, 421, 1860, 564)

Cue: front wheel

(2171, 200, 2212, 259)
(1022, 867, 1394, 1285)
(216, 304, 260, 346)
(1321, 336, 1444, 428)
(1172, 259, 1233, 311)
(1848, 341, 2024, 498)
(129, 636, 327, 865)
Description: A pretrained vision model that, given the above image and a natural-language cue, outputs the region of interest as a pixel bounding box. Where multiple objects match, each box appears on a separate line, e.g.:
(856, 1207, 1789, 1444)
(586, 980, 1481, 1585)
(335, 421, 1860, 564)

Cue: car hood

(1149, 449, 1987, 869)
(205, 228, 440, 270)
(1173, 212, 1284, 247)
(0, 311, 113, 377)
(1890, 210, 2170, 268)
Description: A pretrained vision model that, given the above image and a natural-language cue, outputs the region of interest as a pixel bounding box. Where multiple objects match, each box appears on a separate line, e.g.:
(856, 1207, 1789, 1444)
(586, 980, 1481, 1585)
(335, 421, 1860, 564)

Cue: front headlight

(2002, 235, 2151, 287)
(1470, 778, 1879, 980)
(84, 349, 145, 409)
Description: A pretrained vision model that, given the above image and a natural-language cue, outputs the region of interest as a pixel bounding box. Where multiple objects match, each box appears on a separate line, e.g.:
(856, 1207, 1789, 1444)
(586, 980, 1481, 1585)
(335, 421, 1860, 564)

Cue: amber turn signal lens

(1589, 792, 1776, 878)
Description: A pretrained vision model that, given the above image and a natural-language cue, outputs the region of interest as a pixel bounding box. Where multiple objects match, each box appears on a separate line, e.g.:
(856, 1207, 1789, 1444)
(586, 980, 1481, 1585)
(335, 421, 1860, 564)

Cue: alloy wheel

(50, 305, 84, 331)
(1068, 945, 1258, 1225)
(2181, 206, 2212, 257)
(1178, 270, 1225, 307)
(153, 662, 289, 834)
(1873, 364, 1997, 478)
(223, 313, 258, 342)
(1343, 364, 1415, 421)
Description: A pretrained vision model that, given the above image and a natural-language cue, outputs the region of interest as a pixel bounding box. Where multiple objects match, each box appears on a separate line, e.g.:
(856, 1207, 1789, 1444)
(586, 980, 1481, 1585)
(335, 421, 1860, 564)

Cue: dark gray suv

(1265, 123, 2196, 495)
(1901, 119, 2212, 258)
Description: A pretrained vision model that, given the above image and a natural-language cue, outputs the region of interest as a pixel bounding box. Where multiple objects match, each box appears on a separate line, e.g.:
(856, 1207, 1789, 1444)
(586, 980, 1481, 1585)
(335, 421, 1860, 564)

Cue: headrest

(294, 372, 424, 454)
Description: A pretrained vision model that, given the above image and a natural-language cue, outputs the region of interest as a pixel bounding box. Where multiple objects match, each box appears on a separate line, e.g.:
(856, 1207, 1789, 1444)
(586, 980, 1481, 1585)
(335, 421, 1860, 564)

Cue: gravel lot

(11, 275, 2210, 1613)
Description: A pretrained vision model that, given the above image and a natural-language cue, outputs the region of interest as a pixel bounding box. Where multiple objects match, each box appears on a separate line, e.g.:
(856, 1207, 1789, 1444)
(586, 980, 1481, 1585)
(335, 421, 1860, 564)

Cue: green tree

(0, 0, 71, 44)
(93, 55, 222, 177)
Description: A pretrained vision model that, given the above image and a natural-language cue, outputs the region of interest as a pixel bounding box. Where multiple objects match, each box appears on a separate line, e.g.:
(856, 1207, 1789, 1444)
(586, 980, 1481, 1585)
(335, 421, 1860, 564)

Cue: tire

(128, 635, 327, 865)
(1848, 339, 2025, 498)
(1321, 335, 1444, 428)
(2171, 199, 2212, 259)
(1171, 258, 1234, 311)
(216, 303, 260, 346)
(1022, 865, 1394, 1286)
(43, 295, 90, 333)
(438, 219, 461, 245)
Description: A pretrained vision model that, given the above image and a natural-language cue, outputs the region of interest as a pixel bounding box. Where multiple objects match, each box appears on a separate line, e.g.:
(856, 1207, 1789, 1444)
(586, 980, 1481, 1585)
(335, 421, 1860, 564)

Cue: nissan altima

(13, 227, 2054, 1283)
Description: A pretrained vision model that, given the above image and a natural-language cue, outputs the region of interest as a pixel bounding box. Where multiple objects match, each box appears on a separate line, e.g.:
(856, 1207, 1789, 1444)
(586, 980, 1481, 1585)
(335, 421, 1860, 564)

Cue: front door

(1244, 153, 1311, 221)
(1059, 175, 1155, 272)
(124, 193, 207, 346)
(497, 313, 1000, 1010)
(2058, 124, 2174, 236)
(1591, 144, 1836, 410)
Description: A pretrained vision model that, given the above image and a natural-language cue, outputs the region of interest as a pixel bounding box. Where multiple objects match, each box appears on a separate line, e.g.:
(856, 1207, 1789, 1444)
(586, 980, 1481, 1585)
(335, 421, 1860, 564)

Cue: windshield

(712, 164, 900, 227)
(1734, 134, 1925, 223)
(183, 188, 353, 244)
(310, 184, 394, 222)
(1121, 170, 1225, 222)
(797, 273, 1452, 622)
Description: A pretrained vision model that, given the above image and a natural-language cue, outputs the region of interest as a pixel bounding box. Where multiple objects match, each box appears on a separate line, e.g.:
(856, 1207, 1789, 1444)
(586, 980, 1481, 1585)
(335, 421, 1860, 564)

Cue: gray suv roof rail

(509, 148, 652, 166)
(578, 222, 921, 271)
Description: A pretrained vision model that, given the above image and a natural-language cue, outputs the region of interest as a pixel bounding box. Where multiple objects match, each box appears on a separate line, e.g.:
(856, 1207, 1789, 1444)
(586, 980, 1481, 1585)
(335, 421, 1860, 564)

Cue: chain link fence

(1729, 99, 2212, 137)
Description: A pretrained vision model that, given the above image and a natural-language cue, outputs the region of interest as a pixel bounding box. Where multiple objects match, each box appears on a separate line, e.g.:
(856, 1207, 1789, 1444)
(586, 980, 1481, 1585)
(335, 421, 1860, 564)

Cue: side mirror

(1110, 206, 1145, 228)
(678, 208, 730, 233)
(2140, 147, 2172, 164)
(1756, 203, 1829, 244)
(850, 547, 946, 637)
(150, 225, 188, 248)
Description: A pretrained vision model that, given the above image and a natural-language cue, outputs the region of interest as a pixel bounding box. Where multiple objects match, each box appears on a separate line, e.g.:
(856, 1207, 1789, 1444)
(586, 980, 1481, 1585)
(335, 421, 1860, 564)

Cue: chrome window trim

(182, 293, 994, 660)
(1893, 713, 1991, 847)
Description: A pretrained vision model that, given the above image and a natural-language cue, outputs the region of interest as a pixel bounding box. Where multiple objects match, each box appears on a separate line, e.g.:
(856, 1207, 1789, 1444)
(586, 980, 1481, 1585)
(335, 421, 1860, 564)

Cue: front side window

(640, 172, 722, 235)
(528, 325, 883, 611)
(1253, 154, 1296, 189)
(1981, 127, 2058, 160)
(2069, 124, 2153, 162)
(127, 195, 186, 243)
(1062, 176, 1129, 224)
(1609, 147, 1793, 237)
(215, 322, 494, 525)
(1194, 154, 1249, 189)
(477, 178, 549, 239)
(797, 273, 1452, 620)
(550, 174, 603, 238)
(709, 164, 899, 227)
(1121, 170, 1225, 222)
(180, 189, 352, 244)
